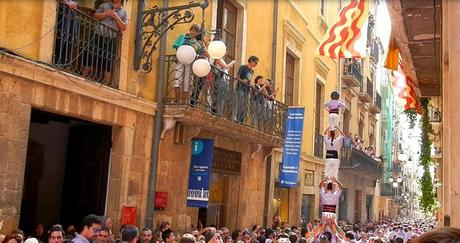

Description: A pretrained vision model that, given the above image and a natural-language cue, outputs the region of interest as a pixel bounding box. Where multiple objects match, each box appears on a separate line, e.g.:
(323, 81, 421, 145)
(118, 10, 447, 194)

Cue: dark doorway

(19, 109, 112, 234)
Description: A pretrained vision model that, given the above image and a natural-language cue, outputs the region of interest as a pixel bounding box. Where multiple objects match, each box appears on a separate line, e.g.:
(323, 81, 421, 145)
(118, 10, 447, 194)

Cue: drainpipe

(263, 0, 278, 229)
(134, 0, 145, 70)
(146, 0, 168, 229)
(271, 0, 279, 88)
(263, 152, 273, 228)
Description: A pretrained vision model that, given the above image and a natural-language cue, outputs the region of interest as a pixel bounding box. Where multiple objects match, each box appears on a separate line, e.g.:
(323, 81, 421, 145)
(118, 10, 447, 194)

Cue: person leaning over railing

(54, 0, 78, 67)
(260, 79, 277, 133)
(211, 51, 235, 116)
(252, 75, 265, 129)
(235, 56, 259, 123)
(82, 0, 127, 85)
(172, 24, 202, 101)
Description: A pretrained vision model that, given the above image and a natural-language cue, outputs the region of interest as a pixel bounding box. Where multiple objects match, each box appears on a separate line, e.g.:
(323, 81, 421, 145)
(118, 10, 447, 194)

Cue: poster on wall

(186, 139, 214, 208)
(279, 107, 305, 188)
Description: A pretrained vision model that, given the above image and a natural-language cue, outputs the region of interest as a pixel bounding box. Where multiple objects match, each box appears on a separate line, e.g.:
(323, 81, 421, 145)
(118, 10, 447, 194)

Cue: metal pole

(146, 0, 169, 229)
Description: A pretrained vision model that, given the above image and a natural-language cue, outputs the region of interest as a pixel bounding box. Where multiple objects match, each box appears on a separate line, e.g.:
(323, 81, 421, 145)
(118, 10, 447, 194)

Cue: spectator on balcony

(213, 51, 236, 116)
(173, 24, 203, 101)
(190, 32, 212, 107)
(252, 75, 265, 128)
(83, 0, 128, 85)
(235, 56, 259, 123)
(53, 0, 78, 67)
(342, 132, 353, 161)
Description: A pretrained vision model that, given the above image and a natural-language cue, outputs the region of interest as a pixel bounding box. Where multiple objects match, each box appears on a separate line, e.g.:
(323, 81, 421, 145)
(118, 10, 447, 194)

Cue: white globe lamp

(392, 182, 399, 188)
(208, 40, 227, 59)
(397, 177, 403, 183)
(176, 45, 196, 65)
(389, 177, 394, 183)
(192, 59, 211, 77)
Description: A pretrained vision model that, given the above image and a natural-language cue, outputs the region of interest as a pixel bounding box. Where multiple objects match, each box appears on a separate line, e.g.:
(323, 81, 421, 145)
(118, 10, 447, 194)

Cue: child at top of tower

(324, 91, 345, 129)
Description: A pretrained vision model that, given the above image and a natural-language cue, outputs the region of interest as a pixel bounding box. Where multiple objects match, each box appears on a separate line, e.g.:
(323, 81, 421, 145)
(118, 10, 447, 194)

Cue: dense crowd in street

(1, 214, 458, 243)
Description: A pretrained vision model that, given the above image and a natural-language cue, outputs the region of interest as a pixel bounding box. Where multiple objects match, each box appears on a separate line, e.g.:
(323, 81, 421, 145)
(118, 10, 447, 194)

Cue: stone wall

(155, 126, 269, 231)
(0, 55, 155, 234)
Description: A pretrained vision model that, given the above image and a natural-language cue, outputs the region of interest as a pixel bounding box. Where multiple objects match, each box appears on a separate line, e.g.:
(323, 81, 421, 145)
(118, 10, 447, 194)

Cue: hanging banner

(279, 107, 305, 188)
(187, 139, 214, 208)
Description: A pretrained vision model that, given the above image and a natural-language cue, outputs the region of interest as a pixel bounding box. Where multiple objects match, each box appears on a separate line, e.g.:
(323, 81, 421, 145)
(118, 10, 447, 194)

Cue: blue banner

(279, 107, 305, 188)
(187, 139, 214, 208)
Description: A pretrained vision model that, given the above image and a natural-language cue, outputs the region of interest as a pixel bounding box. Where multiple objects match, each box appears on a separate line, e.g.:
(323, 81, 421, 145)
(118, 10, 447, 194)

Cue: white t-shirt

(324, 135, 343, 151)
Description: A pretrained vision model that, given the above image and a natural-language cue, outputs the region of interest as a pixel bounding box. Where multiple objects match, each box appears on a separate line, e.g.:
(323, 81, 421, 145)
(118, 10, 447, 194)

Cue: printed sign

(186, 139, 214, 207)
(279, 107, 305, 188)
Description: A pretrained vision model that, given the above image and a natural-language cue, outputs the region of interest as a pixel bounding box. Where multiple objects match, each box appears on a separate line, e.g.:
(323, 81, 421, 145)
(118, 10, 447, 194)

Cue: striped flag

(316, 0, 369, 58)
(391, 66, 422, 113)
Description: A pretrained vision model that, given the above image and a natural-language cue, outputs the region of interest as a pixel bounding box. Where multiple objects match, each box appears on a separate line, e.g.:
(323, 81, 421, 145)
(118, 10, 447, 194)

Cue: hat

(205, 232, 216, 243)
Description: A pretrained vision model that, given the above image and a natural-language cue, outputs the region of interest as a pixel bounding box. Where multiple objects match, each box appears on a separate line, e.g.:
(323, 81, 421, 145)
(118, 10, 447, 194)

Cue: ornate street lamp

(133, 0, 227, 229)
(192, 58, 211, 77)
(176, 45, 196, 65)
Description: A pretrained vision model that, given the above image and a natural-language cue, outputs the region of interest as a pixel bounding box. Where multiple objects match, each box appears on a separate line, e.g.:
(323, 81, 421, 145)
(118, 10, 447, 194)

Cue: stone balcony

(161, 55, 287, 147)
(340, 148, 382, 179)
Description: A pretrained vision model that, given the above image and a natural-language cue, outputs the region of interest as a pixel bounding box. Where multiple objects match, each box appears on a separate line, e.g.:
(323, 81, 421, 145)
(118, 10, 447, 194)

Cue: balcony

(342, 59, 363, 88)
(52, 2, 122, 88)
(369, 92, 382, 113)
(359, 77, 373, 103)
(370, 41, 379, 64)
(163, 55, 288, 144)
(340, 148, 382, 178)
(314, 132, 324, 158)
(380, 182, 394, 197)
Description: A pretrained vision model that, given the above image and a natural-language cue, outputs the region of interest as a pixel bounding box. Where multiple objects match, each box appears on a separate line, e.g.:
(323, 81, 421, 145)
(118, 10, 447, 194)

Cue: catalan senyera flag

(316, 0, 368, 58)
(391, 65, 422, 114)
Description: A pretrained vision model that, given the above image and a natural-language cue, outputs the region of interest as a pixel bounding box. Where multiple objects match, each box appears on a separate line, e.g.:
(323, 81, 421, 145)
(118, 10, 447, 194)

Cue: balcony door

(217, 0, 238, 75)
(285, 53, 295, 106)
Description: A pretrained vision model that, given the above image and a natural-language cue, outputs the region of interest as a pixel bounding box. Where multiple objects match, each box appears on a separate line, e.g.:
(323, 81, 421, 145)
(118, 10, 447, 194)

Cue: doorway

(19, 109, 112, 234)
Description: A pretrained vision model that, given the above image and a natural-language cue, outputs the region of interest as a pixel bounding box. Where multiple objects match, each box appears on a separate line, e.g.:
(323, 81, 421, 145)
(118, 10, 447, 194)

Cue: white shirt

(320, 188, 342, 205)
(324, 135, 343, 151)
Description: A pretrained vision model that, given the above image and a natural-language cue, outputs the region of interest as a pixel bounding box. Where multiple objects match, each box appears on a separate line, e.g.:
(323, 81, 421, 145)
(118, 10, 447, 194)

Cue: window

(320, 0, 326, 17)
(359, 114, 364, 139)
(304, 170, 314, 186)
(217, 0, 238, 75)
(285, 53, 295, 106)
(314, 81, 324, 158)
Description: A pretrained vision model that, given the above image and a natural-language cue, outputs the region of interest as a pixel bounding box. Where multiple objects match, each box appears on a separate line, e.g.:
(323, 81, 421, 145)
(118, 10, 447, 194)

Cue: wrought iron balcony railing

(164, 55, 288, 137)
(370, 41, 379, 64)
(359, 77, 373, 103)
(375, 92, 381, 110)
(342, 59, 363, 87)
(340, 148, 382, 178)
(314, 132, 324, 158)
(52, 2, 122, 88)
(367, 78, 374, 99)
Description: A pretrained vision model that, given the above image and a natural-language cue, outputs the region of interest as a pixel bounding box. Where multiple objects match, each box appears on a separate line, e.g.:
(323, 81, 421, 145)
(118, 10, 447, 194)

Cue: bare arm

(324, 127, 330, 136)
(61, 0, 77, 9)
(333, 178, 344, 190)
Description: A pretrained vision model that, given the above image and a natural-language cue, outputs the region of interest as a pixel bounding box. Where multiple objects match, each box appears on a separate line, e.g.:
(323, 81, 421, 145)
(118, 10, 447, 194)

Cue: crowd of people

(341, 132, 380, 163)
(1, 214, 457, 243)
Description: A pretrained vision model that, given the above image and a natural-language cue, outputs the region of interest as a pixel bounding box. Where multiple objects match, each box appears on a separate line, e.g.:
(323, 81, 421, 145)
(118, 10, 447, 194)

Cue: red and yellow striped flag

(316, 0, 369, 58)
(391, 66, 422, 113)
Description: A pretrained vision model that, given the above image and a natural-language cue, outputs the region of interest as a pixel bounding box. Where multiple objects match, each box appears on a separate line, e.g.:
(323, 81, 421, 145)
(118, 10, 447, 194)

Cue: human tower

(310, 91, 347, 242)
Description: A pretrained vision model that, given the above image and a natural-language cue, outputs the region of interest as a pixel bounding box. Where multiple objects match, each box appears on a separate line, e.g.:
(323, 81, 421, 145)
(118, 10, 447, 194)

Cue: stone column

(0, 97, 31, 233)
(442, 0, 460, 228)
